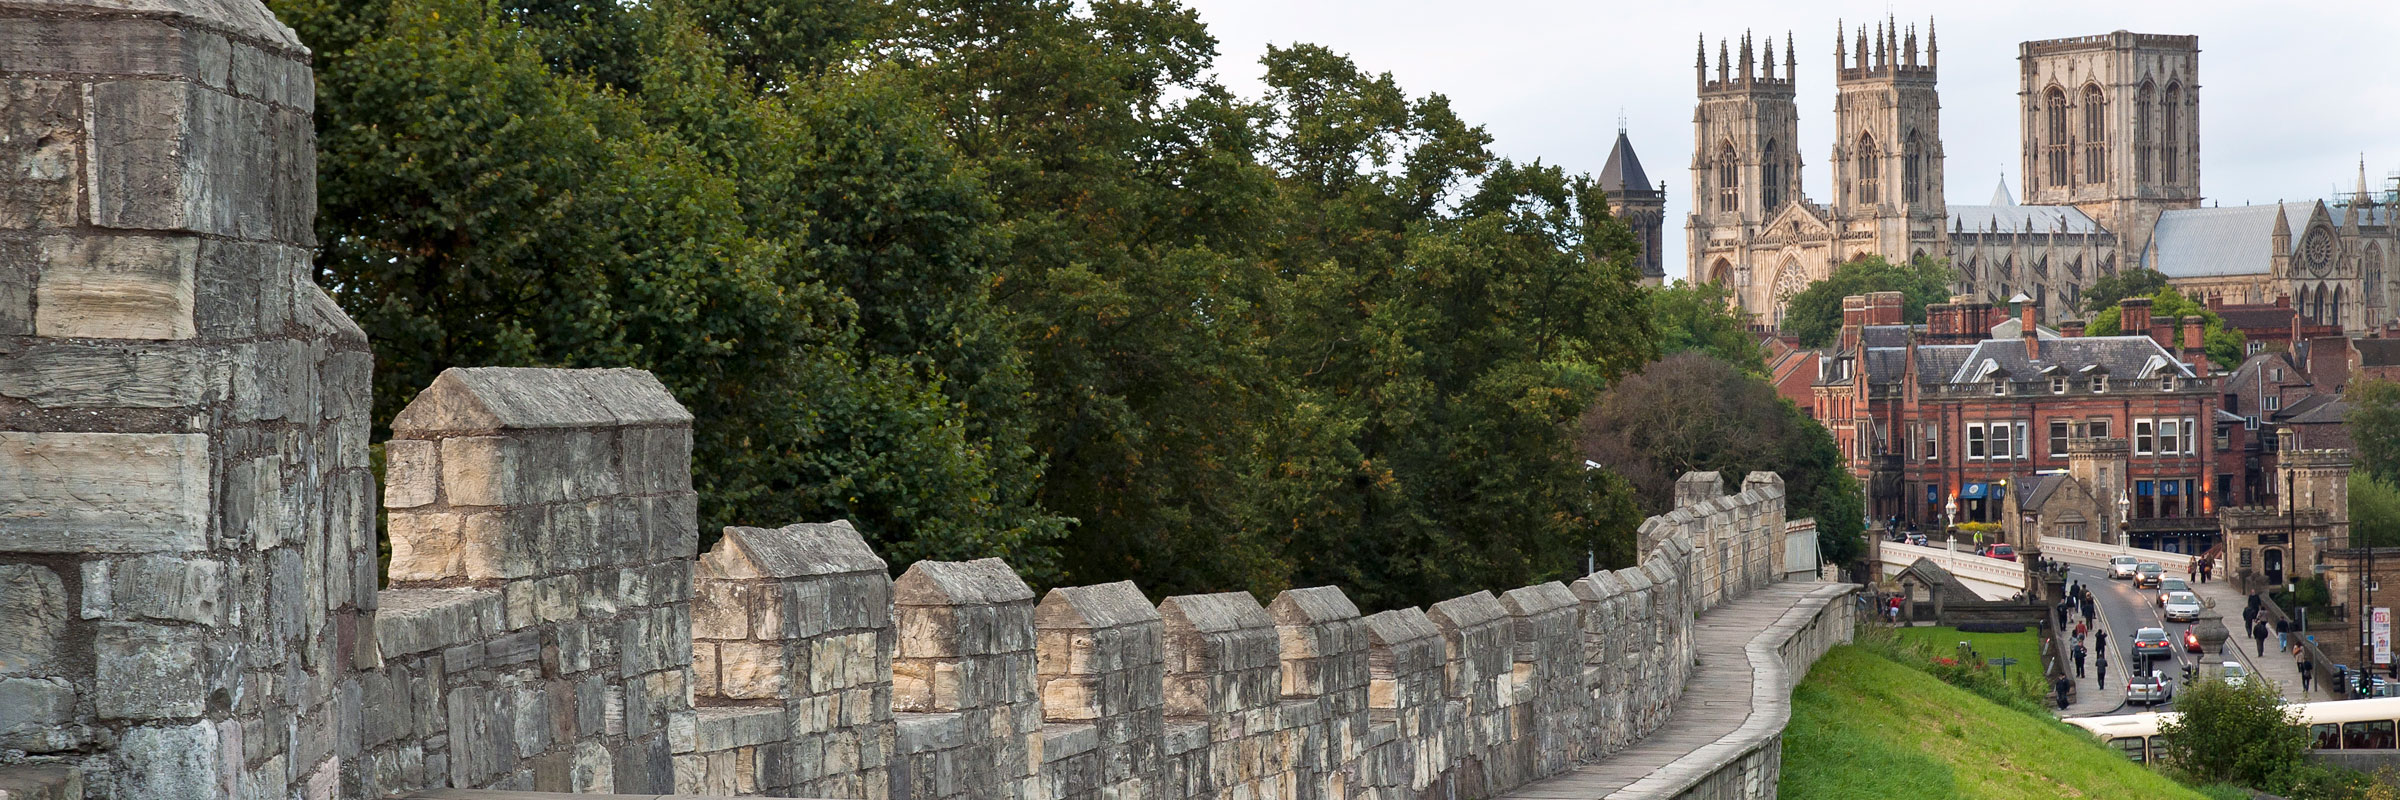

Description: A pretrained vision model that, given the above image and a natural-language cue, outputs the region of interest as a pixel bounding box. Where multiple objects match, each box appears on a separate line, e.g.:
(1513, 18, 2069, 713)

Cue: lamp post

(2117, 491, 2132, 548)
(1583, 460, 1603, 576)
(1944, 495, 1957, 538)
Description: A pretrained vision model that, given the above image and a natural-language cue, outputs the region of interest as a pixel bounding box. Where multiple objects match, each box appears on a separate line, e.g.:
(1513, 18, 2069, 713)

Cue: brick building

(1817, 293, 2223, 551)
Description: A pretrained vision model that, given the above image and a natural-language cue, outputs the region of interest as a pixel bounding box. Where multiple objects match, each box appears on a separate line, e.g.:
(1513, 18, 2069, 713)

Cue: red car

(2182, 628, 2203, 653)
(1977, 544, 2018, 561)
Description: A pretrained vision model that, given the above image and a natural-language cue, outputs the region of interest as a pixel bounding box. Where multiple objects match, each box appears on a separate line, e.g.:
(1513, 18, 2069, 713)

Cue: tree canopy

(2157, 676, 2314, 793)
(2348, 379, 2400, 488)
(1648, 281, 1765, 375)
(1576, 352, 1865, 569)
(2085, 288, 2247, 369)
(2081, 268, 2172, 314)
(276, 0, 1662, 607)
(1781, 255, 1957, 347)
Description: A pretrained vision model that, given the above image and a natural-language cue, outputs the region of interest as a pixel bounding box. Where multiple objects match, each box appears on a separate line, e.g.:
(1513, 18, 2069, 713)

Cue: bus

(2066, 697, 2400, 763)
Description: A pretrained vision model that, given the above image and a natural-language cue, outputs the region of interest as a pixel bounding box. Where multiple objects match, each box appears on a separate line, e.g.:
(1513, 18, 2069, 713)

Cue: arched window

(2312, 285, 2326, 323)
(1763, 139, 1782, 211)
(2370, 244, 2387, 304)
(1717, 141, 1739, 213)
(2045, 87, 2070, 187)
(1856, 133, 1880, 205)
(1710, 258, 1735, 286)
(1904, 130, 1924, 204)
(2335, 285, 2346, 327)
(2082, 84, 2108, 183)
(2134, 81, 2155, 182)
(2163, 83, 2182, 183)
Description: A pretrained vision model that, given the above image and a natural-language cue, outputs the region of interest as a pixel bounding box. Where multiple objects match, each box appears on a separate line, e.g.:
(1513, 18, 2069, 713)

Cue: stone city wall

(0, 0, 1814, 797)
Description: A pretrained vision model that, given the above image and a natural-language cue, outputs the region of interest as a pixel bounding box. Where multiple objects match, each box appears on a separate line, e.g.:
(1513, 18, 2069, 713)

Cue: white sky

(1179, 1, 2400, 283)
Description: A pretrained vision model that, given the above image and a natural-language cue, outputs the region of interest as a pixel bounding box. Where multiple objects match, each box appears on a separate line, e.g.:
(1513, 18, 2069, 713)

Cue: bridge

(1876, 539, 2032, 599)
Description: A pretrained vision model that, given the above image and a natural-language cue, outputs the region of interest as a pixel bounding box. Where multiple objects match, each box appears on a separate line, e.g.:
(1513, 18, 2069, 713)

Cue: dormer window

(2051, 377, 2067, 394)
(2161, 376, 2177, 391)
(2091, 376, 2109, 393)
(1992, 378, 2008, 396)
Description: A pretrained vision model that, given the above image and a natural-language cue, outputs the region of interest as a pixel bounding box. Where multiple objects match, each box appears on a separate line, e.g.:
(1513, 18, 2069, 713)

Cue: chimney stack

(2121, 297, 2152, 341)
(1867, 291, 1905, 325)
(2182, 316, 2207, 376)
(2021, 300, 2040, 361)
(1840, 295, 1869, 350)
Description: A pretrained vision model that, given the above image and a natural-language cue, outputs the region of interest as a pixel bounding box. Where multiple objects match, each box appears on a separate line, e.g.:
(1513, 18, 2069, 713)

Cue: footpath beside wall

(0, 0, 1846, 797)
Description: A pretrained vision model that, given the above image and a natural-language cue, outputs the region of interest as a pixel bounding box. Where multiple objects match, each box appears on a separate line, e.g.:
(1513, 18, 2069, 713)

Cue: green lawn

(1780, 645, 2209, 800)
(1890, 626, 2046, 701)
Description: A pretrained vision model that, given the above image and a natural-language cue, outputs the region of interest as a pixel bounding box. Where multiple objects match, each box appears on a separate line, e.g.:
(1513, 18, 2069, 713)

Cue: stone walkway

(2184, 571, 2319, 701)
(1497, 582, 1840, 800)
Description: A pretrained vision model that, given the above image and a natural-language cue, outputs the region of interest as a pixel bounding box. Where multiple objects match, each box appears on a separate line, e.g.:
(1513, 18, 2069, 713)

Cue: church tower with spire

(1686, 30, 1801, 291)
(1829, 17, 1947, 263)
(1600, 118, 1667, 285)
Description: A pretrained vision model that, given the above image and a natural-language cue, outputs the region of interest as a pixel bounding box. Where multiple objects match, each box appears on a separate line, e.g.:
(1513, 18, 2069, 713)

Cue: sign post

(2374, 607, 2391, 667)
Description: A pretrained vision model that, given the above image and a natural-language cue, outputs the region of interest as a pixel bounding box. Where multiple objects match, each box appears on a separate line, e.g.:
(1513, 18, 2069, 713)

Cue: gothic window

(2082, 84, 2108, 183)
(2135, 81, 2155, 182)
(1856, 133, 1880, 205)
(2163, 83, 2182, 183)
(2335, 285, 2346, 327)
(1773, 261, 1810, 303)
(1763, 139, 1782, 211)
(1710, 258, 1735, 286)
(2370, 245, 2387, 304)
(2045, 87, 2070, 188)
(1716, 141, 1739, 213)
(1904, 130, 1924, 205)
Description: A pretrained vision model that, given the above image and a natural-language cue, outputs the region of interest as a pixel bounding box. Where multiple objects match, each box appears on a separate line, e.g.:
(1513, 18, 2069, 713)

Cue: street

(2061, 563, 2304, 715)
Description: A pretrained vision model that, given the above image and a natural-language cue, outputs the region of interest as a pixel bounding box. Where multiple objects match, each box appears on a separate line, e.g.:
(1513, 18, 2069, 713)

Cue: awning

(1962, 483, 1988, 499)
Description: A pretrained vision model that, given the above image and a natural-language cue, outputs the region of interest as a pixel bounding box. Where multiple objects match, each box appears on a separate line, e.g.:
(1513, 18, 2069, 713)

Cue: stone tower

(2277, 429, 2352, 544)
(1829, 18, 1947, 263)
(1685, 31, 1800, 288)
(0, 0, 379, 796)
(2017, 31, 2202, 252)
(1599, 124, 1667, 285)
(2067, 433, 2130, 543)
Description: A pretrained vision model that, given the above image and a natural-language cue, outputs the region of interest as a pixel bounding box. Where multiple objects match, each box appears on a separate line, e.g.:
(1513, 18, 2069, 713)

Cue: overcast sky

(1179, 1, 2400, 283)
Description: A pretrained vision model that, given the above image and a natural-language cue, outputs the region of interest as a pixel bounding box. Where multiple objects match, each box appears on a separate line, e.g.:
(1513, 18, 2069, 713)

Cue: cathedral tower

(2018, 31, 2201, 252)
(1600, 123, 1668, 285)
(1830, 17, 1947, 262)
(1686, 31, 1801, 288)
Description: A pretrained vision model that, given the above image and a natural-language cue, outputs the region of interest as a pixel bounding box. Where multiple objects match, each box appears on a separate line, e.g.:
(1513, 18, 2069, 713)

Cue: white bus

(2066, 697, 2400, 763)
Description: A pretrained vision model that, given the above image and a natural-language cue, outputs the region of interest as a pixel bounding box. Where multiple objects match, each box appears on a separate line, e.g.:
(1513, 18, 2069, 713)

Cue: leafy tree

(1781, 254, 1957, 347)
(2348, 379, 2400, 487)
(1649, 280, 1764, 374)
(2158, 676, 2314, 792)
(1577, 352, 1866, 570)
(2081, 268, 2173, 314)
(2086, 288, 2246, 369)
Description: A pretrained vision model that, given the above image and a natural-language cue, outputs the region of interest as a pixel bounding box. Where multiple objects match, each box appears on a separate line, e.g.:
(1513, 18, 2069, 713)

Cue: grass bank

(1890, 625, 2046, 701)
(1779, 645, 2207, 799)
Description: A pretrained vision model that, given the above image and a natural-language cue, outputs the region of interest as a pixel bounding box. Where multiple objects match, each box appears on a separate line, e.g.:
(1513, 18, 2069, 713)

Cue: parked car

(2110, 556, 2140, 579)
(2157, 578, 2191, 602)
(2135, 562, 2165, 589)
(2132, 627, 2173, 662)
(2128, 671, 2174, 706)
(2221, 662, 2250, 689)
(2163, 592, 2203, 622)
(1977, 543, 2018, 561)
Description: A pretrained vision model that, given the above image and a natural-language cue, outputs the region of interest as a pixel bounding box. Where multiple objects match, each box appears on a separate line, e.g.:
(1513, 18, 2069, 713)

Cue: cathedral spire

(1696, 33, 1707, 88)
(1856, 24, 1869, 71)
(1762, 35, 1776, 81)
(1873, 20, 1886, 70)
(1740, 30, 1754, 83)
(1926, 18, 1938, 70)
(1718, 38, 1730, 84)
(1904, 24, 1917, 68)
(2360, 155, 2374, 206)
(1786, 31, 1797, 76)
(1834, 19, 1846, 68)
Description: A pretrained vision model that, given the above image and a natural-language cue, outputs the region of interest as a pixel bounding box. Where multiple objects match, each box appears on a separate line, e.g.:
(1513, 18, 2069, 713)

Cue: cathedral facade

(1681, 24, 2400, 334)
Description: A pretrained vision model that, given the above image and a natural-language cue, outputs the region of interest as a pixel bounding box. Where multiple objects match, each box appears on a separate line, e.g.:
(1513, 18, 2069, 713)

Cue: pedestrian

(2301, 654, 2315, 693)
(2096, 652, 2109, 687)
(2201, 559, 2213, 583)
(2058, 600, 2070, 627)
(2276, 618, 2291, 653)
(2073, 642, 2088, 678)
(2056, 675, 2073, 710)
(2082, 596, 2095, 623)
(2253, 619, 2270, 657)
(2074, 621, 2088, 641)
(2243, 603, 2258, 630)
(2187, 561, 2196, 582)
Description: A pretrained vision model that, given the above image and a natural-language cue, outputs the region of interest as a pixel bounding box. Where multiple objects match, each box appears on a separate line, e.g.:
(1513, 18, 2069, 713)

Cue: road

(2063, 563, 2286, 714)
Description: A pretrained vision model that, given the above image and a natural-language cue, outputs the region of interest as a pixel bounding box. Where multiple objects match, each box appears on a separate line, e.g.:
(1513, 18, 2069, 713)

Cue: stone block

(116, 721, 221, 800)
(0, 80, 85, 232)
(95, 622, 203, 718)
(385, 510, 464, 583)
(112, 555, 227, 625)
(0, 677, 77, 751)
(717, 641, 786, 700)
(0, 431, 208, 553)
(32, 231, 198, 339)
(374, 588, 501, 657)
(0, 565, 66, 676)
(439, 435, 520, 507)
(0, 340, 205, 411)
(86, 79, 298, 240)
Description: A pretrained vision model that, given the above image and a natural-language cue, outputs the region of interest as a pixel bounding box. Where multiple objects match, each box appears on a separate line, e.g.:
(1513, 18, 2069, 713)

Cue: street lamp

(2117, 491, 2132, 548)
(1944, 495, 1957, 539)
(1583, 460, 1603, 576)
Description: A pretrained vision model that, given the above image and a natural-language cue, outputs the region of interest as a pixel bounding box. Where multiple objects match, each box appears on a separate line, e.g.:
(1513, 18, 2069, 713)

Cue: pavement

(2054, 563, 2316, 718)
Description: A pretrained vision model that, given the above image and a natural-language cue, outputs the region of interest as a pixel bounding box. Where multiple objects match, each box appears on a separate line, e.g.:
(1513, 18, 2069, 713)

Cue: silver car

(2163, 591, 2203, 622)
(2110, 555, 2140, 579)
(2127, 671, 2174, 706)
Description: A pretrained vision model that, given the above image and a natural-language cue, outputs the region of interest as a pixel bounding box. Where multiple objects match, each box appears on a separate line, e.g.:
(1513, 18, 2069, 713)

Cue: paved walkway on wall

(2180, 567, 2320, 701)
(1498, 581, 1839, 800)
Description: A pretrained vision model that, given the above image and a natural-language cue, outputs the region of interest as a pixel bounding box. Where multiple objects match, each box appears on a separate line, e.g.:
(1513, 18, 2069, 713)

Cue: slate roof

(1598, 131, 1659, 199)
(2277, 394, 2335, 422)
(1861, 324, 1916, 348)
(1947, 203, 2106, 235)
(2288, 398, 2348, 425)
(1945, 335, 2194, 384)
(2356, 338, 2400, 368)
(2143, 202, 2319, 278)
(2018, 473, 2070, 512)
(2214, 305, 2302, 334)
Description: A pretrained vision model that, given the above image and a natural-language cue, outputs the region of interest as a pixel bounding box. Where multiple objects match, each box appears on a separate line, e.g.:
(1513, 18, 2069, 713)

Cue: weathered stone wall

(363, 367, 698, 796)
(0, 1, 372, 797)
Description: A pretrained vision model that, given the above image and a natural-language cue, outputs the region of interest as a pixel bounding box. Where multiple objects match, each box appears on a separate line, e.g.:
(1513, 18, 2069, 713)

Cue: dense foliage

(276, 0, 1664, 607)
(1782, 255, 1957, 347)
(2348, 379, 2400, 487)
(1647, 280, 1766, 374)
(1577, 352, 1865, 569)
(2085, 288, 2246, 369)
(2081, 268, 2172, 314)
(2157, 677, 2318, 794)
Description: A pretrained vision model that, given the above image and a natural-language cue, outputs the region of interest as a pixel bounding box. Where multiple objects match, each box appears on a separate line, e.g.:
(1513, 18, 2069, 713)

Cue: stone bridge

(0, 1, 1856, 799)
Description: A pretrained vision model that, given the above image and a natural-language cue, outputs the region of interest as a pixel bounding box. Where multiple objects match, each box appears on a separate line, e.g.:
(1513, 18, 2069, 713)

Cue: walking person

(2056, 675, 2073, 710)
(2073, 641, 2088, 678)
(2253, 619, 2271, 657)
(2301, 653, 2316, 693)
(2276, 618, 2291, 653)
(2096, 650, 2109, 687)
(2058, 599, 2071, 627)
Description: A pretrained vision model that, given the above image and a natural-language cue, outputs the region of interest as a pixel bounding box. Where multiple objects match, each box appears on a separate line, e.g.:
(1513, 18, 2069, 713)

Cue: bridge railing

(2038, 536, 2197, 574)
(1878, 540, 2030, 595)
